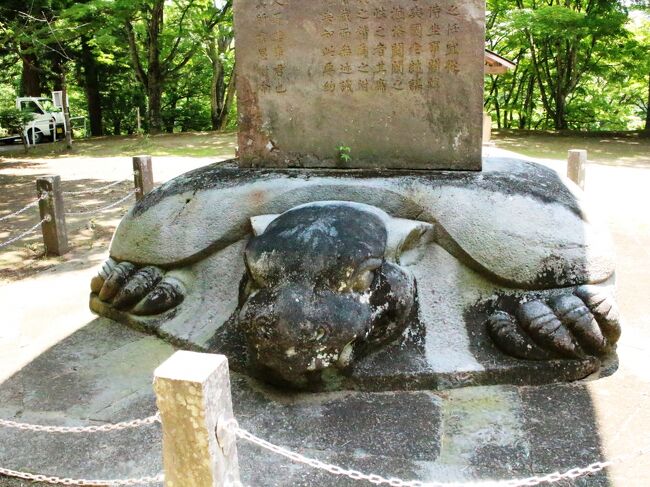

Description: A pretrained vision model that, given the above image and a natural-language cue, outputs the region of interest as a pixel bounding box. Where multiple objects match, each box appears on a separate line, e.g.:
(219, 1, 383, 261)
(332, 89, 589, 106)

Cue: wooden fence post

(133, 155, 154, 201)
(567, 149, 587, 190)
(36, 176, 69, 256)
(154, 351, 241, 487)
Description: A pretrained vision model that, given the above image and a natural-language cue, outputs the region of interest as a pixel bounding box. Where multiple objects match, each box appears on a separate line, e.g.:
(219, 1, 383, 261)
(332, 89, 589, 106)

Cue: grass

(1, 130, 238, 159)
(492, 131, 650, 168)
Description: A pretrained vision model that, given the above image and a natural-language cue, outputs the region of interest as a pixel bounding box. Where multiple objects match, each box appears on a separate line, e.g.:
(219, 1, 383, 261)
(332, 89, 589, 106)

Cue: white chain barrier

(0, 195, 46, 222)
(0, 467, 163, 486)
(63, 180, 128, 196)
(228, 420, 650, 487)
(0, 217, 48, 249)
(66, 191, 137, 216)
(0, 413, 160, 433)
(0, 414, 163, 485)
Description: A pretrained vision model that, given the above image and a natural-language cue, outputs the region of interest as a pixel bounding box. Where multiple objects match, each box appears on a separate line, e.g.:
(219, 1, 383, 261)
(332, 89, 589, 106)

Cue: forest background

(0, 0, 648, 138)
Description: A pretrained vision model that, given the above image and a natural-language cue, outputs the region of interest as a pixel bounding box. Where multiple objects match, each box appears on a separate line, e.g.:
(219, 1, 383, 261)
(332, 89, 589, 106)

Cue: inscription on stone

(235, 0, 485, 170)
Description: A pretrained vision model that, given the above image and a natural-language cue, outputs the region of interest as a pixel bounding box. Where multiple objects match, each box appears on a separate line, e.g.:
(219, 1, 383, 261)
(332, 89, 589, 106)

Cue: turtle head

(238, 202, 432, 389)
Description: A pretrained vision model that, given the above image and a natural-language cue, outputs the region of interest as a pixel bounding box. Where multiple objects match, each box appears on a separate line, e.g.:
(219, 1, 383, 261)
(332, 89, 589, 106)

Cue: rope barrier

(63, 180, 128, 196)
(66, 191, 137, 216)
(228, 420, 650, 487)
(0, 218, 48, 249)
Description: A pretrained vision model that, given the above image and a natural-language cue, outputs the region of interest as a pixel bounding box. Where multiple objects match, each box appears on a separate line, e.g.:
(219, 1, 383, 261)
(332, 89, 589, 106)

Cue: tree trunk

(218, 71, 236, 131)
(644, 73, 650, 136)
(20, 54, 41, 97)
(81, 38, 103, 136)
(60, 68, 73, 150)
(147, 0, 165, 134)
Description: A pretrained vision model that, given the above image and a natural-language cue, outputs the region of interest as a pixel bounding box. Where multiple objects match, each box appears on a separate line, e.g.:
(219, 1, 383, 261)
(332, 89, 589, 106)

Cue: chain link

(63, 180, 128, 196)
(0, 466, 163, 486)
(0, 413, 160, 433)
(66, 191, 136, 216)
(0, 218, 47, 249)
(229, 420, 649, 487)
(0, 195, 45, 222)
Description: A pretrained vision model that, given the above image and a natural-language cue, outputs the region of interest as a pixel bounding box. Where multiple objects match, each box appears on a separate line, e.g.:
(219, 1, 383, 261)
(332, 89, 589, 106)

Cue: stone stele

(235, 0, 485, 170)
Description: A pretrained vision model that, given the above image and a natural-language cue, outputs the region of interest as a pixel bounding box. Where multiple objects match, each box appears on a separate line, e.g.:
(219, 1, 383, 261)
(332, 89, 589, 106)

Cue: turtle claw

(488, 287, 620, 361)
(91, 260, 185, 316)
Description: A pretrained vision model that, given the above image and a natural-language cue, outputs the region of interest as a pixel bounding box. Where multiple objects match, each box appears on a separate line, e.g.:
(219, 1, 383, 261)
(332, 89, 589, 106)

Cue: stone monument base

(90, 156, 619, 392)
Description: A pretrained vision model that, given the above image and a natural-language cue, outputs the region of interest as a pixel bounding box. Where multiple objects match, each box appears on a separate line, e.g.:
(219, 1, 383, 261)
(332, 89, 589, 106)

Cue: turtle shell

(109, 156, 614, 290)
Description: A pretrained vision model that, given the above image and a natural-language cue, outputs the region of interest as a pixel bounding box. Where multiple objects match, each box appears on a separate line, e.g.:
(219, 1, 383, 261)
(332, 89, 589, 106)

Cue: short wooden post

(36, 176, 69, 256)
(133, 155, 154, 201)
(154, 351, 241, 487)
(567, 149, 587, 190)
(482, 111, 492, 144)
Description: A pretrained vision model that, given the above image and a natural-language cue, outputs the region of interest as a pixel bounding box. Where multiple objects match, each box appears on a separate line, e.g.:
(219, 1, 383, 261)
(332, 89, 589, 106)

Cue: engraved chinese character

(392, 77, 405, 90)
(427, 24, 441, 36)
(429, 41, 440, 56)
(391, 6, 405, 21)
(410, 42, 423, 55)
(445, 59, 460, 74)
(340, 79, 354, 93)
(341, 8, 351, 22)
(409, 77, 423, 92)
(358, 62, 371, 73)
(322, 28, 335, 38)
(322, 45, 336, 57)
(340, 62, 353, 74)
(321, 11, 335, 23)
(260, 78, 272, 93)
(273, 63, 285, 77)
(391, 42, 405, 59)
(373, 43, 386, 56)
(374, 61, 387, 74)
(275, 83, 287, 93)
(446, 41, 459, 56)
(447, 5, 460, 16)
(340, 27, 352, 39)
(357, 43, 369, 57)
(392, 59, 404, 74)
(273, 45, 284, 57)
(374, 78, 387, 92)
(430, 5, 441, 19)
(373, 7, 387, 19)
(392, 25, 406, 38)
(274, 31, 286, 43)
(340, 44, 352, 57)
(323, 81, 336, 93)
(357, 25, 369, 39)
(258, 47, 268, 60)
(357, 79, 369, 91)
(357, 8, 370, 19)
(323, 62, 336, 76)
(428, 58, 440, 73)
(411, 23, 423, 37)
(409, 59, 423, 74)
(256, 12, 269, 23)
(428, 76, 440, 89)
(448, 23, 460, 35)
(409, 5, 424, 19)
(375, 26, 387, 37)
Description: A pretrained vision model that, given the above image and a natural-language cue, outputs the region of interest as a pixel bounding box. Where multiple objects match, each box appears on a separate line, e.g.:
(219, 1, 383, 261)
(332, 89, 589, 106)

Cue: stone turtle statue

(90, 157, 620, 390)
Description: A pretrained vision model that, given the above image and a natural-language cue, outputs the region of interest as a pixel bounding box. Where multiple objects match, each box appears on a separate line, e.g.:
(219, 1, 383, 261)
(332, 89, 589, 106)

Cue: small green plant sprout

(337, 145, 352, 163)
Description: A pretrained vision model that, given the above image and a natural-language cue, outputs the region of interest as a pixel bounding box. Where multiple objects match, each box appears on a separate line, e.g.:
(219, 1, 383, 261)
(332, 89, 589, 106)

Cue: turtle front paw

(91, 259, 185, 316)
(487, 285, 621, 360)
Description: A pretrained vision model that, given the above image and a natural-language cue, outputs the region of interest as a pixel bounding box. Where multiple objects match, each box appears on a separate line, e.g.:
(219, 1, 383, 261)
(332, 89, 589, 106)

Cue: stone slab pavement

(0, 147, 648, 486)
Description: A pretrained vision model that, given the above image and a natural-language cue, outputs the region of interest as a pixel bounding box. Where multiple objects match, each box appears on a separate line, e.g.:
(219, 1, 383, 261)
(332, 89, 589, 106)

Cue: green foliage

(337, 145, 352, 163)
(0, 107, 32, 135)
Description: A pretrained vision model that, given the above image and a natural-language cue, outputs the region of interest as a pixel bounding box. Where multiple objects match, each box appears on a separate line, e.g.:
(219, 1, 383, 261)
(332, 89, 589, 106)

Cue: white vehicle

(16, 96, 66, 144)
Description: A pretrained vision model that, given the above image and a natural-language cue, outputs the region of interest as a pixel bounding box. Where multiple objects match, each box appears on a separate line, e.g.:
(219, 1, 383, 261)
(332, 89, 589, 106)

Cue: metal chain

(0, 218, 48, 249)
(63, 180, 128, 196)
(0, 194, 46, 222)
(66, 191, 136, 216)
(0, 413, 160, 433)
(229, 421, 649, 487)
(0, 467, 163, 486)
